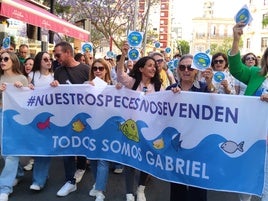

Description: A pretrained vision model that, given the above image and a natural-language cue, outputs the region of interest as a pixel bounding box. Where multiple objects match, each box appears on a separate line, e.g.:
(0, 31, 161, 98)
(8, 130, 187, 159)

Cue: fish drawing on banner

(221, 140, 244, 154)
(171, 133, 182, 151)
(72, 119, 86, 132)
(37, 116, 52, 130)
(119, 119, 139, 142)
(153, 138, 164, 149)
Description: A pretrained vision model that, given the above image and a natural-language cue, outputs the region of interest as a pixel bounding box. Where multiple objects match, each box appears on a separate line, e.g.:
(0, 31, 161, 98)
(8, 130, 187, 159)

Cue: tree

(53, 0, 158, 51)
(210, 37, 243, 55)
(176, 40, 190, 55)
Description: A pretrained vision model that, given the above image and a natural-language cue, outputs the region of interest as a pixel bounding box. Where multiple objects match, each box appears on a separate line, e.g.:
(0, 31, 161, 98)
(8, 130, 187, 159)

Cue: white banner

(2, 84, 268, 196)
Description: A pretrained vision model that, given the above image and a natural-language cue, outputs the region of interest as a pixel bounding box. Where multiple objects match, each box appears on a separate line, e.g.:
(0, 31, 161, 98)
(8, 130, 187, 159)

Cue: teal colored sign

(2, 37, 10, 49)
(154, 42, 161, 48)
(235, 5, 252, 26)
(213, 71, 225, 83)
(173, 58, 179, 68)
(106, 51, 114, 58)
(165, 47, 171, 54)
(127, 31, 143, 47)
(128, 48, 140, 61)
(82, 43, 93, 53)
(167, 61, 174, 70)
(193, 52, 211, 71)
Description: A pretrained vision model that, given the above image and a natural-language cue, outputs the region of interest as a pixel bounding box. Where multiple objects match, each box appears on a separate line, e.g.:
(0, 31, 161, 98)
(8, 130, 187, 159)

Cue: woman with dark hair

(235, 52, 259, 95)
(211, 52, 236, 94)
(241, 52, 259, 67)
(0, 51, 28, 201)
(28, 51, 54, 191)
(22, 57, 34, 79)
(116, 43, 179, 201)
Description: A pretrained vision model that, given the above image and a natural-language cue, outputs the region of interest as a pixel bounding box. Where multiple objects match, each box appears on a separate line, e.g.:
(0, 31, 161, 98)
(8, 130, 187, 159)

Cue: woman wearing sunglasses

(0, 51, 28, 201)
(235, 53, 259, 95)
(211, 52, 236, 94)
(27, 52, 54, 192)
(88, 58, 112, 201)
(167, 54, 215, 201)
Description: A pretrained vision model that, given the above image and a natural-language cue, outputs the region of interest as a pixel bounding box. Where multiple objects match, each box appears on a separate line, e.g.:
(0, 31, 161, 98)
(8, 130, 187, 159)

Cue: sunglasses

(213, 59, 224, 64)
(43, 58, 52, 63)
(245, 56, 256, 61)
(0, 57, 9, 62)
(156, 59, 164, 64)
(178, 64, 194, 71)
(92, 66, 105, 72)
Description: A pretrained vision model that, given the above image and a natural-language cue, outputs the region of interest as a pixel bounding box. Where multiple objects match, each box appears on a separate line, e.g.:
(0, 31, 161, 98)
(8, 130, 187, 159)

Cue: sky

(173, 0, 248, 39)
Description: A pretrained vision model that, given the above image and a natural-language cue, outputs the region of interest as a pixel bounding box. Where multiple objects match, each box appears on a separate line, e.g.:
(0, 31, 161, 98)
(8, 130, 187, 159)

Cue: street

(0, 157, 260, 201)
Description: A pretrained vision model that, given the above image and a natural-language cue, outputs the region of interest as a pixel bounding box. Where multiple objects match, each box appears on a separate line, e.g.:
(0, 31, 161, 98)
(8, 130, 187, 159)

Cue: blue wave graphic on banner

(2, 109, 265, 195)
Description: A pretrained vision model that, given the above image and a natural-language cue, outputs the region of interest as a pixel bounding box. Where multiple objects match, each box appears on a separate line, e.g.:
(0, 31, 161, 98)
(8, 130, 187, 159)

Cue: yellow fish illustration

(72, 120, 85, 132)
(153, 138, 164, 149)
(119, 119, 139, 142)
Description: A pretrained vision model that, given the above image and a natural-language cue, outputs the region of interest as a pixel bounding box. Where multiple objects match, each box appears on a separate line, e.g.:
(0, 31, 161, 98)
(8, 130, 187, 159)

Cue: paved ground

(0, 157, 261, 201)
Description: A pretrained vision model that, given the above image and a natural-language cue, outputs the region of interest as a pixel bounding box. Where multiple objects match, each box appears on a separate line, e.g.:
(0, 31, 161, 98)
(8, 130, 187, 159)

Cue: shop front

(0, 0, 90, 53)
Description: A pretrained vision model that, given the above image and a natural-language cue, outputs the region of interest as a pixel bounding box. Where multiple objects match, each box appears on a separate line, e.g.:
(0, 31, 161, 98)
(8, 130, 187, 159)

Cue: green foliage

(55, 3, 71, 14)
(210, 37, 243, 55)
(262, 16, 268, 28)
(176, 40, 190, 55)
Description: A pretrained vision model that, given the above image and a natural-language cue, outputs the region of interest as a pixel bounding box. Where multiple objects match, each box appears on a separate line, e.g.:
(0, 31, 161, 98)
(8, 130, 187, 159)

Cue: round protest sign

(193, 52, 211, 70)
(127, 31, 143, 47)
(213, 71, 225, 83)
(128, 48, 140, 61)
(82, 43, 93, 53)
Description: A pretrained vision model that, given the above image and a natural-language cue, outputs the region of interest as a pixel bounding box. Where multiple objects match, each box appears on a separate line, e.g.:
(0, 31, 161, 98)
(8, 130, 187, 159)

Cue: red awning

(0, 0, 90, 41)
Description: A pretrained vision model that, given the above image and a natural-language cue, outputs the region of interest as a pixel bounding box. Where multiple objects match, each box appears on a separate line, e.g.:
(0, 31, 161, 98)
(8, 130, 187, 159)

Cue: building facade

(242, 0, 268, 56)
(191, 0, 233, 53)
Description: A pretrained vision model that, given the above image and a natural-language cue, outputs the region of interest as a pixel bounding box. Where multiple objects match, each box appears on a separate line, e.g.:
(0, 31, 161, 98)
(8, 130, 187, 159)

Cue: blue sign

(128, 48, 140, 61)
(82, 43, 93, 53)
(154, 41, 161, 48)
(2, 37, 10, 49)
(106, 51, 114, 58)
(173, 58, 179, 68)
(193, 52, 211, 71)
(165, 47, 171, 54)
(213, 71, 225, 82)
(235, 5, 252, 26)
(127, 31, 143, 47)
(167, 60, 174, 69)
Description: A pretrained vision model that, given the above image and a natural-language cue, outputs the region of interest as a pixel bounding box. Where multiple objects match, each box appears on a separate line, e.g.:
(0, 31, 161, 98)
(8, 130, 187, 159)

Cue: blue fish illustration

(171, 133, 182, 151)
(221, 140, 244, 154)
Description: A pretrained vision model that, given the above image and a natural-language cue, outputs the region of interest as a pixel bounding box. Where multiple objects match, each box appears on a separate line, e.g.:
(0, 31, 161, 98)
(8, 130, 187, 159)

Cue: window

(246, 38, 251, 49)
(227, 25, 233, 36)
(219, 25, 225, 37)
(261, 37, 268, 49)
(262, 13, 268, 28)
(210, 24, 216, 36)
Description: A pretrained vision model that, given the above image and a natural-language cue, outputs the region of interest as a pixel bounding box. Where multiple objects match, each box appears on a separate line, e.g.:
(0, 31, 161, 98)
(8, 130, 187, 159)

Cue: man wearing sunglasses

(50, 41, 89, 197)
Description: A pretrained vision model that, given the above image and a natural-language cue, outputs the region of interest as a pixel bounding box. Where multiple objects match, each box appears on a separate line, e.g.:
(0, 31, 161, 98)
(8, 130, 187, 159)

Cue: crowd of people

(0, 22, 267, 201)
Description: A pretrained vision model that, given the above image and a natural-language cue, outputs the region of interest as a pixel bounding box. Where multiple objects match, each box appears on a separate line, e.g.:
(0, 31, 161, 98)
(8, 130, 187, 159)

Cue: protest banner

(2, 84, 268, 196)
